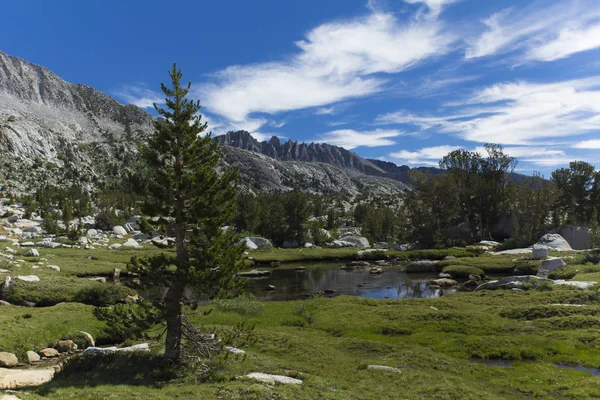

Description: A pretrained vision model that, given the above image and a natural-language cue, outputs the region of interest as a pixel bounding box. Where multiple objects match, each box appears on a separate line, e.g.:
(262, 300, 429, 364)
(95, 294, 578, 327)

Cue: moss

(442, 265, 485, 278)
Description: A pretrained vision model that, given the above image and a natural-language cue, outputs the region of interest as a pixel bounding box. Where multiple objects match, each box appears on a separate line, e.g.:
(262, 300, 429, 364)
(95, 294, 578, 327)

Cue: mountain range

(0, 49, 436, 195)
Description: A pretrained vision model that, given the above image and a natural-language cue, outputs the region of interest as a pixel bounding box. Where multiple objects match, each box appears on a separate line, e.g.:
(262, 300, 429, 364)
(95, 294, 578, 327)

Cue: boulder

(16, 275, 40, 283)
(0, 300, 11, 306)
(341, 235, 369, 248)
(76, 331, 96, 348)
(246, 372, 302, 385)
(38, 348, 59, 358)
(531, 245, 549, 259)
(88, 277, 107, 284)
(405, 260, 439, 273)
(109, 243, 122, 250)
(560, 225, 591, 250)
(282, 240, 299, 248)
(244, 237, 272, 249)
(47, 265, 60, 272)
(537, 257, 567, 278)
(25, 248, 39, 257)
(112, 226, 127, 236)
(535, 234, 572, 251)
(0, 352, 18, 367)
(25, 351, 40, 363)
(55, 340, 77, 353)
(24, 226, 42, 234)
(7, 214, 19, 223)
(122, 238, 141, 248)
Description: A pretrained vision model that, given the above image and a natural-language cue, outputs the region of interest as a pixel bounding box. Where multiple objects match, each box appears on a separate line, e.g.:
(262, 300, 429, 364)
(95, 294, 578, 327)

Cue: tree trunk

(164, 282, 184, 363)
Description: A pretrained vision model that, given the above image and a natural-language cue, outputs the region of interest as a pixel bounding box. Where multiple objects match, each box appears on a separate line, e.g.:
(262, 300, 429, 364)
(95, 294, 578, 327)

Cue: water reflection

(243, 263, 457, 301)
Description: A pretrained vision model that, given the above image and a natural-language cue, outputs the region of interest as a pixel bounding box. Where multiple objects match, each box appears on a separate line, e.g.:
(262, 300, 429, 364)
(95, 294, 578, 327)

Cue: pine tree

(129, 64, 244, 364)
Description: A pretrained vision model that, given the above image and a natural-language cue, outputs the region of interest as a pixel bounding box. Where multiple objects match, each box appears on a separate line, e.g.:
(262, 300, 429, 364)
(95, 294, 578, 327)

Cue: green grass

(549, 264, 600, 280)
(2, 287, 600, 399)
(0, 303, 108, 361)
(248, 247, 480, 264)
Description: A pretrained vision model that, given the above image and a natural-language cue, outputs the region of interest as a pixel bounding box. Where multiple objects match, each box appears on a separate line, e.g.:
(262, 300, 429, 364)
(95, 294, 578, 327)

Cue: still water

(243, 262, 457, 301)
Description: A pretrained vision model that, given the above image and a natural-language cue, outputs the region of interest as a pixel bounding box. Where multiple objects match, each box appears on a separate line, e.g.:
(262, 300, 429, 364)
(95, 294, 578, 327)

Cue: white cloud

(572, 139, 600, 149)
(389, 145, 460, 165)
(379, 77, 600, 145)
(529, 23, 600, 62)
(465, 1, 600, 61)
(315, 129, 404, 149)
(199, 11, 453, 123)
(115, 85, 164, 109)
(403, 0, 460, 17)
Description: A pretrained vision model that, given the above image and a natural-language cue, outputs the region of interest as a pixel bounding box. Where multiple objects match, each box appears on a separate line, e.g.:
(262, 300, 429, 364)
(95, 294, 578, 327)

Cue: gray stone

(122, 238, 141, 248)
(282, 240, 299, 248)
(25, 248, 39, 257)
(537, 257, 567, 278)
(367, 365, 401, 373)
(560, 225, 591, 250)
(531, 245, 549, 259)
(553, 280, 597, 289)
(0, 352, 18, 367)
(109, 243, 122, 250)
(475, 276, 553, 291)
(55, 340, 77, 353)
(39, 348, 59, 358)
(76, 331, 96, 348)
(112, 226, 127, 236)
(406, 260, 439, 272)
(16, 275, 40, 283)
(25, 351, 40, 363)
(246, 372, 302, 385)
(535, 234, 572, 251)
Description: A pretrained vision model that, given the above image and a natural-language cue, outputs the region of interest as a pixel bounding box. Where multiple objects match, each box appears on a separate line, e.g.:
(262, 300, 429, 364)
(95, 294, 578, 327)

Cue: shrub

(442, 265, 485, 279)
(74, 285, 137, 307)
(549, 263, 600, 280)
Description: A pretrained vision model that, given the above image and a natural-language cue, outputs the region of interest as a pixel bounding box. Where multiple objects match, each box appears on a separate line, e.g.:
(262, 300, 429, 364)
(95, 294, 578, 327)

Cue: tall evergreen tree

(129, 64, 244, 364)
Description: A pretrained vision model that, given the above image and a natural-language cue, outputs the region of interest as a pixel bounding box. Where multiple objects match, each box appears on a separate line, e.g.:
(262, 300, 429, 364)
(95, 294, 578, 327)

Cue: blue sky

(2, 0, 600, 176)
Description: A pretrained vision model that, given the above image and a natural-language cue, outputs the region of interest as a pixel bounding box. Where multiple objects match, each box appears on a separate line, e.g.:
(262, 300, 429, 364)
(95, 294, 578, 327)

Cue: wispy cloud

(378, 76, 600, 145)
(529, 23, 600, 62)
(115, 85, 163, 109)
(572, 139, 600, 149)
(315, 129, 404, 149)
(197, 9, 454, 124)
(465, 0, 600, 61)
(403, 0, 461, 18)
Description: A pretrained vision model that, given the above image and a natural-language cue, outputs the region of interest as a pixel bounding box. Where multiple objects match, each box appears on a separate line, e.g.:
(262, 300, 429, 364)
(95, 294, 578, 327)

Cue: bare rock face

(0, 50, 153, 192)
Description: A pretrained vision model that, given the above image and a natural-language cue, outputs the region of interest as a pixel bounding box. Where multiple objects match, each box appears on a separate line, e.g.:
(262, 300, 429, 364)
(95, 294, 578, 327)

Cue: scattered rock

(88, 277, 106, 284)
(0, 300, 11, 306)
(531, 245, 549, 260)
(225, 346, 246, 355)
(554, 280, 597, 289)
(109, 243, 122, 250)
(369, 267, 384, 274)
(0, 352, 18, 367)
(266, 285, 276, 291)
(55, 340, 77, 353)
(406, 260, 439, 272)
(25, 248, 39, 257)
(47, 265, 60, 271)
(367, 365, 401, 373)
(16, 275, 40, 283)
(438, 272, 453, 279)
(122, 238, 141, 248)
(39, 348, 59, 358)
(246, 372, 302, 385)
(112, 226, 128, 236)
(77, 331, 96, 348)
(25, 351, 40, 363)
(429, 278, 458, 287)
(537, 257, 567, 278)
